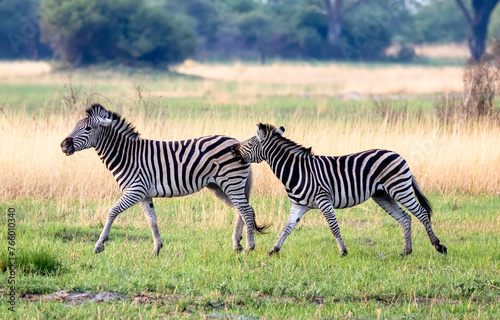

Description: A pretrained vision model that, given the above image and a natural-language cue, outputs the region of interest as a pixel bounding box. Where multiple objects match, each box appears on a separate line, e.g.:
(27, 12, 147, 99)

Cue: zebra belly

(332, 196, 369, 209)
(147, 180, 207, 198)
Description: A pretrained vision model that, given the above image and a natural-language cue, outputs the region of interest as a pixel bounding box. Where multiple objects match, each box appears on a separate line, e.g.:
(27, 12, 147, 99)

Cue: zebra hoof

(243, 246, 255, 254)
(341, 250, 348, 257)
(268, 247, 280, 256)
(233, 245, 243, 252)
(93, 245, 105, 254)
(435, 244, 447, 254)
(400, 249, 412, 257)
(152, 243, 163, 256)
(151, 250, 160, 257)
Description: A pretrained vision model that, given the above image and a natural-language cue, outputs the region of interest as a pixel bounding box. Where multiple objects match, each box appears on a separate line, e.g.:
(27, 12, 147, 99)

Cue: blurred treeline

(1, 0, 499, 66)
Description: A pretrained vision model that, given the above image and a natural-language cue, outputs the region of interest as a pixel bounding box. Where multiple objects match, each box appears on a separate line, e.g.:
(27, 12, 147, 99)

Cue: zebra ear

(275, 126, 285, 135)
(98, 117, 113, 127)
(256, 125, 265, 141)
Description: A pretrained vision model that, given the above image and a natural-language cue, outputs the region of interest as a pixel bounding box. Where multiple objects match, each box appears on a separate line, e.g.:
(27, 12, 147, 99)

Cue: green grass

(0, 73, 438, 120)
(1, 195, 499, 319)
(2, 66, 499, 318)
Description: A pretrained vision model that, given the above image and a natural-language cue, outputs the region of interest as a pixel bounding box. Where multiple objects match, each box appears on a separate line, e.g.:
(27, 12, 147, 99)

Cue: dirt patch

(342, 296, 463, 307)
(130, 293, 182, 306)
(22, 290, 465, 308)
(24, 290, 127, 305)
(23, 290, 187, 306)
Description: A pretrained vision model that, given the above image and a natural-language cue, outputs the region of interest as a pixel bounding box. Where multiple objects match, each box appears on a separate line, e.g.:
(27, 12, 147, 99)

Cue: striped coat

(61, 104, 267, 255)
(233, 123, 447, 256)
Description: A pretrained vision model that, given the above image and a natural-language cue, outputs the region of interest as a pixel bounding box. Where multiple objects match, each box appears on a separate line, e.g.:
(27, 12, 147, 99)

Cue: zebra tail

(245, 168, 271, 234)
(412, 176, 433, 221)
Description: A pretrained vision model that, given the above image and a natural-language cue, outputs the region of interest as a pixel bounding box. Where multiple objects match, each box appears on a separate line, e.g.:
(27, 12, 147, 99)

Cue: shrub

(39, 0, 195, 67)
(435, 37, 500, 123)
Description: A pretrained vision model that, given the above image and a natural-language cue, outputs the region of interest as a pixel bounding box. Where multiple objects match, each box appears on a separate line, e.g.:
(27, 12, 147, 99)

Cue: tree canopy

(39, 0, 195, 67)
(0, 0, 499, 64)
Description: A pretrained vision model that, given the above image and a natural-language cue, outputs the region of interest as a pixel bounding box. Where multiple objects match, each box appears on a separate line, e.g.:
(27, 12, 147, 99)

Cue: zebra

(60, 104, 267, 255)
(231, 123, 447, 256)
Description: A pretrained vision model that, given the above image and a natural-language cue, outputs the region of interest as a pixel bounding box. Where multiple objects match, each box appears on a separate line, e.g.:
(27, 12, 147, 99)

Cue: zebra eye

(85, 126, 92, 131)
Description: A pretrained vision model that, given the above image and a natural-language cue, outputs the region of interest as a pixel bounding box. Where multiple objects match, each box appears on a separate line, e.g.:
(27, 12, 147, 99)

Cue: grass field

(1, 60, 499, 319)
(0, 196, 499, 319)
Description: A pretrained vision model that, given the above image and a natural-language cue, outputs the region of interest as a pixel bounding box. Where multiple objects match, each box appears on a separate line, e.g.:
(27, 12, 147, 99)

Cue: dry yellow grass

(176, 62, 464, 95)
(1, 60, 497, 202)
(0, 61, 52, 78)
(0, 60, 464, 97)
(414, 43, 470, 59)
(1, 109, 498, 201)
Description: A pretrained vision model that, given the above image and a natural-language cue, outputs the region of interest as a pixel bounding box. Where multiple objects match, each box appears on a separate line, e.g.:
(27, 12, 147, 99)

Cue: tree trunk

(322, 0, 343, 43)
(456, 0, 499, 62)
(469, 0, 499, 62)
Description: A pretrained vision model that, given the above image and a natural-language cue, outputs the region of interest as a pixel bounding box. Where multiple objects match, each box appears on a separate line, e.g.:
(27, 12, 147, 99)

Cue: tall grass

(176, 61, 464, 95)
(1, 106, 498, 202)
(0, 61, 52, 79)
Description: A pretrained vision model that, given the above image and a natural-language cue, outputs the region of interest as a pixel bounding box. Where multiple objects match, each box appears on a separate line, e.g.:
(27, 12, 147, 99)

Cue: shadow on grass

(47, 224, 151, 243)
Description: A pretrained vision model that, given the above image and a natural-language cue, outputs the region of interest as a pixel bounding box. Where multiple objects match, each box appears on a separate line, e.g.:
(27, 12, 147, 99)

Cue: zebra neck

(266, 146, 308, 188)
(95, 127, 140, 174)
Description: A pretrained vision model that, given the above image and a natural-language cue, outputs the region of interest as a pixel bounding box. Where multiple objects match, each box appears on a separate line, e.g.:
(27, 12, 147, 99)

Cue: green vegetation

(1, 66, 499, 318)
(0, 73, 435, 118)
(0, 195, 499, 319)
(3, 0, 500, 63)
(39, 0, 195, 67)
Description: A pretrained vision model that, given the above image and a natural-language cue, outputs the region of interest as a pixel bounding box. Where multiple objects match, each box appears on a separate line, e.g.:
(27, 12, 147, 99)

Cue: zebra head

(233, 123, 285, 164)
(60, 104, 114, 156)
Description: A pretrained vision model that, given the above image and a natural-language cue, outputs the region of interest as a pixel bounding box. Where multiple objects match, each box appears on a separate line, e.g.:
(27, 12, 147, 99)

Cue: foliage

(163, 0, 222, 56)
(39, 0, 195, 67)
(236, 11, 273, 58)
(490, 4, 500, 37)
(0, 0, 51, 59)
(410, 0, 469, 44)
(2, 0, 500, 63)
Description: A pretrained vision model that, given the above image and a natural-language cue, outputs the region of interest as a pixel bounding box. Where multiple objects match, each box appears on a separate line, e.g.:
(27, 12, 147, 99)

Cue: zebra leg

(232, 212, 245, 252)
(269, 203, 309, 255)
(219, 177, 258, 253)
(372, 191, 413, 256)
(318, 201, 348, 256)
(232, 202, 258, 253)
(140, 198, 163, 256)
(396, 194, 447, 254)
(94, 191, 144, 254)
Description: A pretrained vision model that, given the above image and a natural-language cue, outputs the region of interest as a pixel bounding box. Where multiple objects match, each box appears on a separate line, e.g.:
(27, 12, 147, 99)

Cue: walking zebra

(60, 104, 267, 255)
(232, 123, 447, 256)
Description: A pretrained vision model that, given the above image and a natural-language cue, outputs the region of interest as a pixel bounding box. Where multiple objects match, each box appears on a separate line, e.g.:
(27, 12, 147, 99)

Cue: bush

(39, 0, 195, 67)
(0, 0, 52, 59)
(435, 43, 500, 123)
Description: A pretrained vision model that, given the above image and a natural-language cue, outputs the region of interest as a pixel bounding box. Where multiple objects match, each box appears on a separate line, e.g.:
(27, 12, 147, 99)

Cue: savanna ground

(1, 50, 499, 319)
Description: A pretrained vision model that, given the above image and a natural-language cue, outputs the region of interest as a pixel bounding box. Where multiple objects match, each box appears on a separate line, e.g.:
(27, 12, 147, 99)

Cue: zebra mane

(259, 123, 314, 158)
(86, 104, 140, 140)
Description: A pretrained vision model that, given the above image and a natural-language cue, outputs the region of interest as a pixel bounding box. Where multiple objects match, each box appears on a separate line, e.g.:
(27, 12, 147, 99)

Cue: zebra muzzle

(60, 137, 75, 156)
(231, 144, 246, 164)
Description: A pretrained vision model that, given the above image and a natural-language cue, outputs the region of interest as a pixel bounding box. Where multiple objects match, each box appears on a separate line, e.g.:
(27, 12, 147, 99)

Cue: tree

(455, 0, 500, 62)
(0, 0, 51, 59)
(411, 0, 468, 44)
(39, 0, 195, 67)
(236, 11, 273, 64)
(163, 0, 222, 59)
(321, 0, 365, 43)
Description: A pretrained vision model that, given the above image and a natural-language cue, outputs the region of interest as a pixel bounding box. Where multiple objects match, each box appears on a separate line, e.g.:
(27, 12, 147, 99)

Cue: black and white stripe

(61, 104, 267, 255)
(234, 123, 447, 256)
